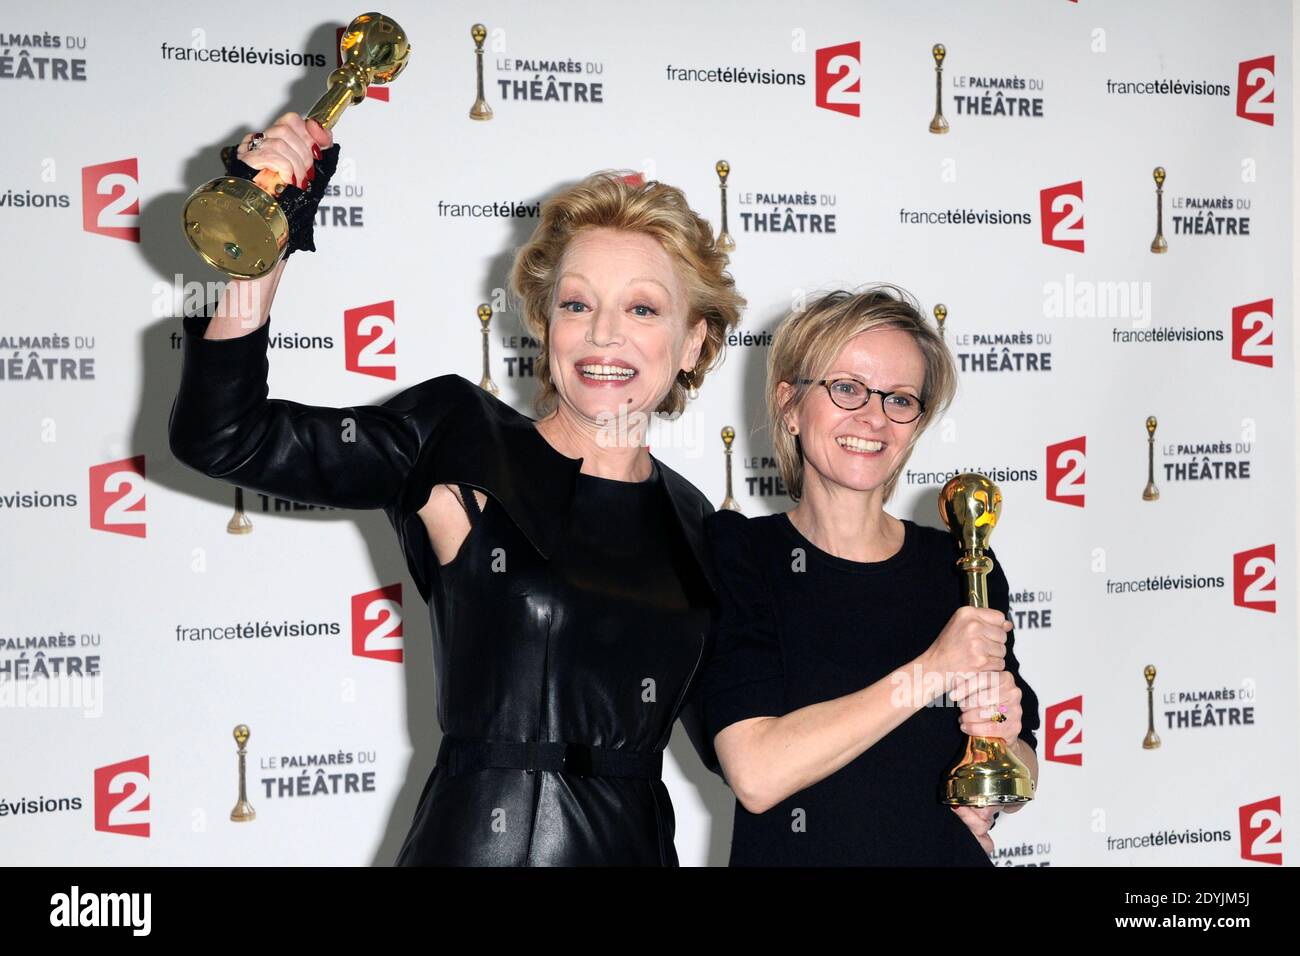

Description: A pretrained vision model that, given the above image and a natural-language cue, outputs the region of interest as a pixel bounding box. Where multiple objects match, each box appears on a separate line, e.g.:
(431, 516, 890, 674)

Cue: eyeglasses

(798, 378, 926, 424)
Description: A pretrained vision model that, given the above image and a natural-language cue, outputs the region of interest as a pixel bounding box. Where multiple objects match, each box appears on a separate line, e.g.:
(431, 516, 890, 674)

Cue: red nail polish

(311, 143, 322, 160)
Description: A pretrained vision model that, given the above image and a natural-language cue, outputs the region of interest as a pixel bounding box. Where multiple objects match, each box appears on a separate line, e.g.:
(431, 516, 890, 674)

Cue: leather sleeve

(167, 311, 474, 510)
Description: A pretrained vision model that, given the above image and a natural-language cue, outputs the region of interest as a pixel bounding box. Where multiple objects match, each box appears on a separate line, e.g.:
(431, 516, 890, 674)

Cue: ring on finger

(248, 132, 266, 151)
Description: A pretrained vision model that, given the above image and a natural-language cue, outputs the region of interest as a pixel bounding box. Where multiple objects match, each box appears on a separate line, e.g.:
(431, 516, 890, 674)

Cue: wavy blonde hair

(767, 285, 958, 503)
(510, 170, 746, 417)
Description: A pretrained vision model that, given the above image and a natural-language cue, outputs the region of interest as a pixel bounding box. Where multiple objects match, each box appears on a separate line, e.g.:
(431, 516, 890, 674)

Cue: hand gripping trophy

(181, 12, 411, 278)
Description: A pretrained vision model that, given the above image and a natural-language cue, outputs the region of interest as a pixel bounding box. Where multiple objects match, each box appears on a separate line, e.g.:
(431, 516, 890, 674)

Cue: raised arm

(168, 264, 473, 511)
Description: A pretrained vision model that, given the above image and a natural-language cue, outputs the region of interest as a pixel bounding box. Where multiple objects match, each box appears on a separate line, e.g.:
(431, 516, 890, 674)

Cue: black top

(699, 509, 1041, 867)
(391, 457, 714, 865)
(168, 312, 723, 866)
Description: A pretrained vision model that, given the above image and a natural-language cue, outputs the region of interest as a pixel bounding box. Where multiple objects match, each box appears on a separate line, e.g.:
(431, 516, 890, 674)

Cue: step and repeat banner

(2, 0, 1295, 866)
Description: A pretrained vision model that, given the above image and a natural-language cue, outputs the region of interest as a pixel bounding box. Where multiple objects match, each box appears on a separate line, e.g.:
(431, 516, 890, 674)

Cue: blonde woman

(699, 285, 1040, 866)
(169, 112, 745, 865)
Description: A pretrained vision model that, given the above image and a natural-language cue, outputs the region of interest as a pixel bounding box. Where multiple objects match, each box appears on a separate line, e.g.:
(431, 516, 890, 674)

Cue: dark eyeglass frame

(797, 378, 927, 423)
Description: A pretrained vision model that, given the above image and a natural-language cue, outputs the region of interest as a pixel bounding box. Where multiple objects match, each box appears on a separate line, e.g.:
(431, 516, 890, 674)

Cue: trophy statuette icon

(1150, 167, 1168, 254)
(715, 160, 736, 253)
(181, 12, 411, 279)
(231, 724, 256, 822)
(929, 44, 949, 134)
(933, 303, 947, 340)
(477, 303, 499, 396)
(227, 487, 253, 534)
(939, 473, 1035, 806)
(469, 23, 493, 120)
(1143, 665, 1162, 749)
(719, 426, 741, 512)
(1142, 415, 1160, 500)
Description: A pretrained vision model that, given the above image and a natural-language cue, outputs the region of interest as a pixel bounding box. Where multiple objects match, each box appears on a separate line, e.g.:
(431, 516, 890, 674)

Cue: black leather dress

(168, 312, 722, 866)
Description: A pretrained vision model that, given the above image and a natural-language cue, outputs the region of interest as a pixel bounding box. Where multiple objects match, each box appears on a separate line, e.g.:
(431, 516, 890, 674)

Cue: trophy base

(941, 734, 1035, 807)
(942, 772, 1034, 807)
(182, 176, 289, 279)
(226, 515, 253, 534)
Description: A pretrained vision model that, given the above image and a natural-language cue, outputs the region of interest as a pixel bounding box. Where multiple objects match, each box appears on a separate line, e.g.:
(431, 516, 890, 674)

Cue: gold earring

(685, 369, 699, 400)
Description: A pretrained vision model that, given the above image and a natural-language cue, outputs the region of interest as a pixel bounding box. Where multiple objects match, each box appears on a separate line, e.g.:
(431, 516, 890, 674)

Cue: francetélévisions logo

(1104, 54, 1276, 126)
(159, 30, 326, 69)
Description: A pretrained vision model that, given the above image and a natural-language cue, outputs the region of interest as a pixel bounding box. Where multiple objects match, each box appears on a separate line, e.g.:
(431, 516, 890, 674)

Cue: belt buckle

(561, 743, 592, 777)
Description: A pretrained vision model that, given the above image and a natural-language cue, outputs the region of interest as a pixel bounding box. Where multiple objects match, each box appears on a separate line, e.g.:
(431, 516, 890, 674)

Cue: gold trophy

(715, 160, 735, 252)
(939, 473, 1035, 806)
(1150, 167, 1168, 254)
(230, 724, 256, 822)
(477, 303, 499, 396)
(929, 44, 949, 134)
(933, 303, 947, 340)
(469, 23, 493, 120)
(1142, 665, 1161, 749)
(227, 487, 253, 534)
(1142, 415, 1160, 500)
(181, 12, 411, 278)
(719, 426, 741, 512)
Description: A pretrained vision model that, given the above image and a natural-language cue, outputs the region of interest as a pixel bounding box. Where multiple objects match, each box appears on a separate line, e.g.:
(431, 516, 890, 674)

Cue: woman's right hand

(235, 112, 333, 190)
(920, 605, 1011, 695)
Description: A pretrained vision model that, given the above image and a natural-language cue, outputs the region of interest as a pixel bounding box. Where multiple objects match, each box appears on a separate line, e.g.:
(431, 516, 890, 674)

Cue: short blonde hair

(767, 285, 957, 503)
(510, 170, 746, 417)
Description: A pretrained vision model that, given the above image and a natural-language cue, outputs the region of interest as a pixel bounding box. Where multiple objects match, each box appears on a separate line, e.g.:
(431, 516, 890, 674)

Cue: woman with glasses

(698, 285, 1041, 866)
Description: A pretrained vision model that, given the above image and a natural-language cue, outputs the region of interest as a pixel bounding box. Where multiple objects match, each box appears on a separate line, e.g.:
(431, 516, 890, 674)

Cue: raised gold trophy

(929, 44, 949, 134)
(719, 426, 741, 512)
(715, 160, 735, 252)
(939, 473, 1035, 806)
(182, 13, 411, 278)
(1150, 167, 1168, 254)
(230, 724, 256, 822)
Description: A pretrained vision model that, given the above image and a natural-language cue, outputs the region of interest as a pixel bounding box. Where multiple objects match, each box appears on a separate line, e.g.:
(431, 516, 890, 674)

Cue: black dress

(168, 312, 722, 866)
(699, 509, 1041, 867)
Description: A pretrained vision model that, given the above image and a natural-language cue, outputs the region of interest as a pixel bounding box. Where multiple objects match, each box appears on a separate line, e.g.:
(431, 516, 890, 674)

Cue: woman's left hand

(954, 668, 1022, 742)
(951, 805, 998, 854)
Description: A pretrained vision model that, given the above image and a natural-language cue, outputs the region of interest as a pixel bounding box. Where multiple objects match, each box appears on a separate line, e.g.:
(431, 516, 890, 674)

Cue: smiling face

(548, 227, 706, 426)
(778, 327, 927, 499)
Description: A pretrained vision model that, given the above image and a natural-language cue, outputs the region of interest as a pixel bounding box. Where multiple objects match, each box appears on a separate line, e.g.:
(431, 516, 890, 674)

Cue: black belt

(436, 736, 663, 780)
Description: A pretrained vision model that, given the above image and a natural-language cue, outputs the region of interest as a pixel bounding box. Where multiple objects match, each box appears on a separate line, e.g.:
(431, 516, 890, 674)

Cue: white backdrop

(2, 0, 1296, 866)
